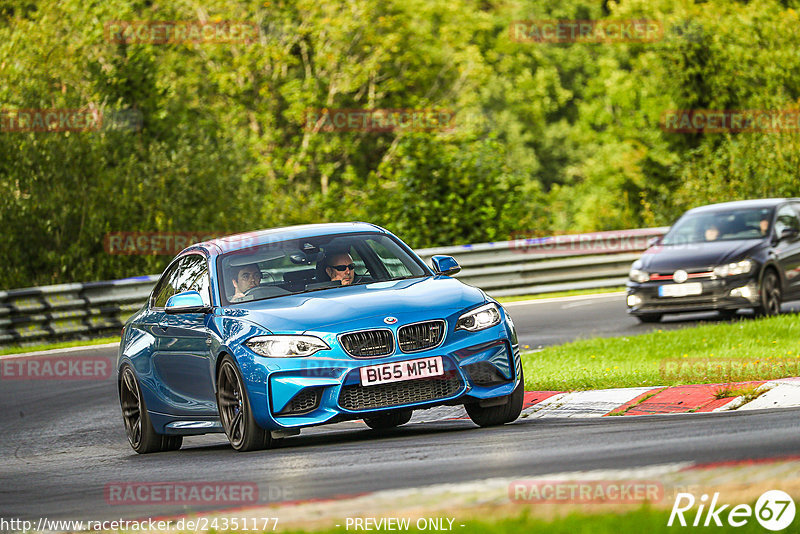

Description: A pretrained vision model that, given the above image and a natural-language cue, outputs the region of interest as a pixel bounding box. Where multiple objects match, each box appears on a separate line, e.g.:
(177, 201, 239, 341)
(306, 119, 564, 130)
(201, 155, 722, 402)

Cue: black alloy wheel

(217, 356, 275, 452)
(756, 271, 782, 317)
(119, 365, 182, 453)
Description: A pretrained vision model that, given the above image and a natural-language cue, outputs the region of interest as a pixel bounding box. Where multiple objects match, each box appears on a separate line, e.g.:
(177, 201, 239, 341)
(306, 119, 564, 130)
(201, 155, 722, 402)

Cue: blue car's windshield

(662, 207, 774, 245)
(217, 232, 429, 305)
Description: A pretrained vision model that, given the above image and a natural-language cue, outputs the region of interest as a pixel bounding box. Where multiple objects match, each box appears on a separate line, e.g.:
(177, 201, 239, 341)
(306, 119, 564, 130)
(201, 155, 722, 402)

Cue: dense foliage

(1, 0, 799, 288)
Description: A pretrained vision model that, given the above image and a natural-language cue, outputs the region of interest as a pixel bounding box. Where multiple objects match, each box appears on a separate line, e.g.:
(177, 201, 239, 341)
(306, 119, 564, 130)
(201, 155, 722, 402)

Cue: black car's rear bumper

(626, 275, 759, 316)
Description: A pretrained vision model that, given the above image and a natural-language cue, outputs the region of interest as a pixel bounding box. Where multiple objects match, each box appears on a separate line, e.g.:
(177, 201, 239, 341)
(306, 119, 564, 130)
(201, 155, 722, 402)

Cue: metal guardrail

(415, 227, 669, 297)
(0, 227, 668, 345)
(0, 276, 159, 345)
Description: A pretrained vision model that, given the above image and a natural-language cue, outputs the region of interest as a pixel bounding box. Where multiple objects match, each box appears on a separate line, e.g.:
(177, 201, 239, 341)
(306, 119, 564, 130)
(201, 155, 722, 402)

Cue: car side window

(367, 239, 414, 278)
(774, 205, 800, 238)
(151, 255, 211, 308)
(151, 261, 183, 308)
(176, 255, 211, 305)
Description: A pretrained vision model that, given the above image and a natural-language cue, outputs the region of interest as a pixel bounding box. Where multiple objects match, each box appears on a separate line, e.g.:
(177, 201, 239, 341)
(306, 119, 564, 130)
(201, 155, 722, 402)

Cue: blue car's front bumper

(233, 318, 520, 431)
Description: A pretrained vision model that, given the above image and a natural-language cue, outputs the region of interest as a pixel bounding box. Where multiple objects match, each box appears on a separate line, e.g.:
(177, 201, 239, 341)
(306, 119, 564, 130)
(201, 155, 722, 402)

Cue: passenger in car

(759, 217, 770, 236)
(230, 263, 262, 302)
(704, 224, 720, 241)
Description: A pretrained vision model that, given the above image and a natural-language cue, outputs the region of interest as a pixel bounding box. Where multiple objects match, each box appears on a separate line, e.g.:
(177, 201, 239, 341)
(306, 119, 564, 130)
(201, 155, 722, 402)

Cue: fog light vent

(627, 294, 642, 307)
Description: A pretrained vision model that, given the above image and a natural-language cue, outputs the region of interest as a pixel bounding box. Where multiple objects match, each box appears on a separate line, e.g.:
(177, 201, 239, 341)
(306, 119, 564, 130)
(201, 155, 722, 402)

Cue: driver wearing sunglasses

(325, 252, 356, 286)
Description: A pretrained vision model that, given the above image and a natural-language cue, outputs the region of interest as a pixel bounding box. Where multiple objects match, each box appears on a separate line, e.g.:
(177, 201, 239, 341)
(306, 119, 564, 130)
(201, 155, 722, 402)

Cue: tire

(465, 367, 524, 427)
(216, 355, 274, 452)
(755, 270, 782, 317)
(636, 313, 662, 323)
(162, 435, 183, 451)
(364, 409, 413, 430)
(119, 365, 183, 454)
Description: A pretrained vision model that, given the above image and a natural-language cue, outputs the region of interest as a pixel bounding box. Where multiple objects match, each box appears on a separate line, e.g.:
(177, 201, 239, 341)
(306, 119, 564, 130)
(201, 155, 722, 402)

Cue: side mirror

(431, 255, 461, 276)
(165, 290, 211, 314)
(780, 227, 799, 241)
(647, 236, 663, 248)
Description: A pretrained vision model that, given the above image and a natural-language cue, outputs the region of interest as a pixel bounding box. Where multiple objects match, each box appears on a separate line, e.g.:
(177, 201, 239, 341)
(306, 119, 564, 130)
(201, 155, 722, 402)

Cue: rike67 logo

(669, 490, 796, 531)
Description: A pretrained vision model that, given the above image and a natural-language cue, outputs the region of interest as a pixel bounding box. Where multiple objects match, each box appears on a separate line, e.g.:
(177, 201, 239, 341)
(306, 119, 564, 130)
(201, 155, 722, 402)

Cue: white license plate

(658, 282, 702, 297)
(359, 356, 444, 386)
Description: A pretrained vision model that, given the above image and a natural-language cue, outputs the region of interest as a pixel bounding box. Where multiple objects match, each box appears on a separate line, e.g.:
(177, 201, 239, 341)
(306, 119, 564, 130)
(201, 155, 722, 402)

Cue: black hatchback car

(626, 198, 800, 322)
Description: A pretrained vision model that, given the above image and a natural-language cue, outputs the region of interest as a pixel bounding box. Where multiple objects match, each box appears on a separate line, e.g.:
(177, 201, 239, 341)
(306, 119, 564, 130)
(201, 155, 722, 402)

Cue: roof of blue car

(199, 222, 386, 254)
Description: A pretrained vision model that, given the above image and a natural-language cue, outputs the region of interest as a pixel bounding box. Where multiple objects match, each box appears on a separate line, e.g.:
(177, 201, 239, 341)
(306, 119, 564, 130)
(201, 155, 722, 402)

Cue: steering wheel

(243, 285, 262, 297)
(354, 265, 375, 282)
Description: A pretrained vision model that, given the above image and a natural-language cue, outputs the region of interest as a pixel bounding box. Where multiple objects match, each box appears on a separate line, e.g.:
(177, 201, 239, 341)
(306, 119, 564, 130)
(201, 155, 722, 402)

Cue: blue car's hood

(221, 277, 485, 333)
(639, 239, 764, 272)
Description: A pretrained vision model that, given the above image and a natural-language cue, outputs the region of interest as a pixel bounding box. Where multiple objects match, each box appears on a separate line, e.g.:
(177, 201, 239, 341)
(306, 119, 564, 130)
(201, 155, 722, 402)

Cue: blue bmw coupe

(117, 223, 523, 453)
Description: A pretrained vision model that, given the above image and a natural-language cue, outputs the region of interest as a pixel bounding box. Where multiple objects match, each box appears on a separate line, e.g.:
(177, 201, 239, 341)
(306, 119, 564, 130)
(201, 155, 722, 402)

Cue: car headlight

(629, 268, 650, 283)
(713, 259, 754, 277)
(246, 335, 330, 357)
(456, 303, 501, 332)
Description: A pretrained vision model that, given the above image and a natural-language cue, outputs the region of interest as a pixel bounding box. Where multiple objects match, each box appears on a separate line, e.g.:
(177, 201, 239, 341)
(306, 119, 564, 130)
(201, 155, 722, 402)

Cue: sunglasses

(329, 263, 355, 272)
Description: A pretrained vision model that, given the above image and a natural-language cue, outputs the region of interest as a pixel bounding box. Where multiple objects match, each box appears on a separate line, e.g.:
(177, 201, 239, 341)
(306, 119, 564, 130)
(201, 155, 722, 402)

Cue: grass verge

(495, 286, 624, 303)
(0, 336, 119, 356)
(713, 384, 765, 404)
(520, 313, 800, 391)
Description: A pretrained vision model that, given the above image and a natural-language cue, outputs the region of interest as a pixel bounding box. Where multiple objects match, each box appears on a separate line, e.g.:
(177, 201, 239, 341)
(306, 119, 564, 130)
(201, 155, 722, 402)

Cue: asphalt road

(2, 295, 799, 522)
(509, 292, 800, 349)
